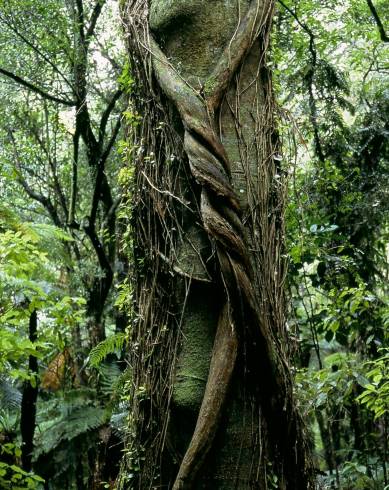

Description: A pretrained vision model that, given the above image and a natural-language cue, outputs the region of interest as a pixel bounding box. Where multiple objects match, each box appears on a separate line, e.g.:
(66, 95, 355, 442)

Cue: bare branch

(68, 133, 80, 225)
(98, 89, 123, 146)
(88, 114, 119, 235)
(14, 109, 70, 219)
(0, 67, 75, 106)
(366, 0, 389, 42)
(277, 0, 325, 162)
(16, 167, 62, 228)
(86, 0, 107, 42)
(75, 0, 86, 42)
(84, 222, 112, 276)
(100, 116, 122, 166)
(94, 38, 123, 73)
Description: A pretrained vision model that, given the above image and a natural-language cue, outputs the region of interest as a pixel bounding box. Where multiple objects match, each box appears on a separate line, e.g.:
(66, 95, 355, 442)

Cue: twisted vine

(149, 3, 292, 488)
(121, 0, 314, 488)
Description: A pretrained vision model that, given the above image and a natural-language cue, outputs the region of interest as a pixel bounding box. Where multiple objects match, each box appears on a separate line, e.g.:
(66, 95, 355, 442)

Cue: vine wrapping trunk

(119, 1, 315, 488)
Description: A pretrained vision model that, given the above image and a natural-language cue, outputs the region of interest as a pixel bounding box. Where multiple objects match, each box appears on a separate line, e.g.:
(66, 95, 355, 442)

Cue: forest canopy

(0, 0, 387, 489)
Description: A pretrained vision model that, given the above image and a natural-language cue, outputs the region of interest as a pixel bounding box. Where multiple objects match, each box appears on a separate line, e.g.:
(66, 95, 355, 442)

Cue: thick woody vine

(120, 0, 314, 488)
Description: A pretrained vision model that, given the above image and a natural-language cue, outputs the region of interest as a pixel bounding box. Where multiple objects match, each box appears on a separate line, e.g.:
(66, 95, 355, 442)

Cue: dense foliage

(0, 0, 387, 488)
(0, 0, 129, 488)
(275, 0, 388, 488)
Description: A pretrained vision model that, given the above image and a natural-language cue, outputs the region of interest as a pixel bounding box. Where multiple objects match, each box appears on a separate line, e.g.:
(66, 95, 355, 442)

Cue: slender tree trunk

(119, 1, 314, 488)
(316, 410, 337, 480)
(20, 309, 38, 472)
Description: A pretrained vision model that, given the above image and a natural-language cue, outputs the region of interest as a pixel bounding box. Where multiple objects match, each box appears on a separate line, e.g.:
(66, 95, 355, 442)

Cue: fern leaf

(0, 376, 22, 410)
(88, 333, 126, 367)
(34, 405, 108, 457)
(98, 362, 122, 396)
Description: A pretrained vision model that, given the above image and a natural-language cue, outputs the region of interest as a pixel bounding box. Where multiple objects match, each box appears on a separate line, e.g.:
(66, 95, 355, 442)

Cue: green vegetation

(275, 0, 388, 487)
(0, 0, 388, 488)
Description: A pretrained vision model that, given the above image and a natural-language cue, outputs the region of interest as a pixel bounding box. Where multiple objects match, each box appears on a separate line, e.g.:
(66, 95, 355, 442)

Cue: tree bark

(119, 1, 315, 488)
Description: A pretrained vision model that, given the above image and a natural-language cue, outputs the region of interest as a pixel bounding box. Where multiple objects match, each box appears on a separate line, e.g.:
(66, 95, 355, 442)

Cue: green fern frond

(27, 223, 73, 242)
(23, 223, 74, 266)
(0, 211, 73, 266)
(0, 204, 20, 228)
(34, 405, 108, 457)
(62, 387, 97, 404)
(98, 362, 122, 396)
(88, 333, 126, 367)
(0, 409, 18, 433)
(0, 376, 22, 411)
(65, 406, 108, 436)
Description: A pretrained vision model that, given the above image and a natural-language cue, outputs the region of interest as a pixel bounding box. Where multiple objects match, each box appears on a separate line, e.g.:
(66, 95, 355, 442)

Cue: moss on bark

(172, 283, 218, 411)
(120, 1, 315, 487)
(150, 0, 249, 85)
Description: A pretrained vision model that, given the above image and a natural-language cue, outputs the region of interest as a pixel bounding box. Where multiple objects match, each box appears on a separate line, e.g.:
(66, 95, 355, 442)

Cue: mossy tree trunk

(119, 1, 315, 489)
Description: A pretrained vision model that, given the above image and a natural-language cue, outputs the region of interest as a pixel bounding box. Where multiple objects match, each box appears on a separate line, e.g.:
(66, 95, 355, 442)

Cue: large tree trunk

(119, 1, 314, 489)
